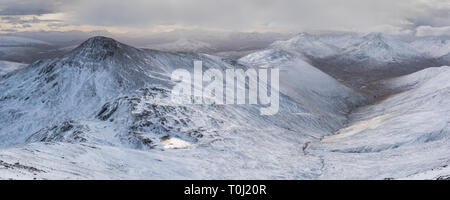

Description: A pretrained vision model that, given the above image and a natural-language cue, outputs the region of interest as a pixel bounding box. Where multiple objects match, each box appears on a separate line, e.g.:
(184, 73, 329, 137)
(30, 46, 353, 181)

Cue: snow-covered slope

(308, 66, 450, 179)
(341, 33, 422, 63)
(270, 33, 341, 58)
(239, 49, 365, 127)
(439, 52, 450, 63)
(241, 31, 450, 179)
(410, 36, 450, 58)
(0, 60, 25, 76)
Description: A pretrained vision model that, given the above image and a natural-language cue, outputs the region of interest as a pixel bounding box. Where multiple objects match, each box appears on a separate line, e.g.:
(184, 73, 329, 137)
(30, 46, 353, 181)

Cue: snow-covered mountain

(270, 33, 342, 58)
(144, 38, 214, 53)
(0, 60, 25, 76)
(270, 32, 447, 62)
(0, 36, 368, 179)
(410, 36, 450, 58)
(266, 32, 447, 90)
(341, 33, 422, 63)
(239, 49, 365, 124)
(238, 34, 450, 179)
(0, 34, 449, 180)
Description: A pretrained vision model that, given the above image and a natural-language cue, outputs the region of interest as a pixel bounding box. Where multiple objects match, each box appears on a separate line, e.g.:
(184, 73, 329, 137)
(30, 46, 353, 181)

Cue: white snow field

(0, 35, 448, 180)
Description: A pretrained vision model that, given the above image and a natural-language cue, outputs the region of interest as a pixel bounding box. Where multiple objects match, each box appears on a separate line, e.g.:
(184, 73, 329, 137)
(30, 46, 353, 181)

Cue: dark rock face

(97, 101, 120, 121)
(95, 87, 224, 150)
(26, 120, 88, 143)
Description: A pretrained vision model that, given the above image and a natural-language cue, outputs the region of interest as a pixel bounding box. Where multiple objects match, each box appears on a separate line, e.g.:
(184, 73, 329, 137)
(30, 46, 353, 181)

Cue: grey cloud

(65, 0, 449, 32)
(1, 0, 449, 34)
(0, 0, 69, 15)
(47, 22, 69, 28)
(0, 28, 18, 32)
(406, 1, 450, 28)
(1, 16, 62, 25)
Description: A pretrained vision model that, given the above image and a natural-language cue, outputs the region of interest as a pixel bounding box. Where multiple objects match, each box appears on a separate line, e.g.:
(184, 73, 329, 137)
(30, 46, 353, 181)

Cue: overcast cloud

(0, 0, 449, 35)
(0, 0, 66, 15)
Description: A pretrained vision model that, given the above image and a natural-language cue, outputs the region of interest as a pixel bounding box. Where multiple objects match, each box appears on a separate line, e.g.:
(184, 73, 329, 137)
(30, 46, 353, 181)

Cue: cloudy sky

(0, 0, 449, 36)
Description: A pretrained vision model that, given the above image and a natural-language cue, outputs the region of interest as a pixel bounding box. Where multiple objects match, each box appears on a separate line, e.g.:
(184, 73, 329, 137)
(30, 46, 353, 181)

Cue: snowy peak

(68, 36, 137, 61)
(359, 33, 391, 50)
(271, 32, 340, 58)
(77, 36, 122, 51)
(146, 38, 213, 52)
(338, 33, 424, 63)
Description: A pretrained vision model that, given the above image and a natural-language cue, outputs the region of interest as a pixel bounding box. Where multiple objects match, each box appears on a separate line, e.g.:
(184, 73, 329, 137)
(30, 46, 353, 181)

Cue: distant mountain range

(255, 32, 450, 90)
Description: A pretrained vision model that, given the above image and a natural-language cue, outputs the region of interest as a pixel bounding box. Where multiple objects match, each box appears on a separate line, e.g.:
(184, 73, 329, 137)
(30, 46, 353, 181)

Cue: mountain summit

(67, 36, 138, 62)
(79, 36, 121, 49)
